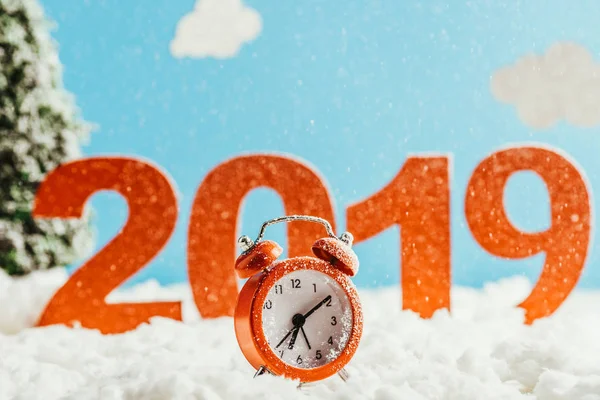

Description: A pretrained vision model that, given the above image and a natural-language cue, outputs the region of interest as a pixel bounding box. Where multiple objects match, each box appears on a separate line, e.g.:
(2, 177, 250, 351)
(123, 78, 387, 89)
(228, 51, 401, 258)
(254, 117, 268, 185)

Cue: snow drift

(0, 269, 598, 399)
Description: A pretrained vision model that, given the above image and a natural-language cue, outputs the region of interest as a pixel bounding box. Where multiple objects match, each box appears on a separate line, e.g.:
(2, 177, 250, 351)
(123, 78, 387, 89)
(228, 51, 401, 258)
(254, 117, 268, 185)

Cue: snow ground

(0, 269, 598, 400)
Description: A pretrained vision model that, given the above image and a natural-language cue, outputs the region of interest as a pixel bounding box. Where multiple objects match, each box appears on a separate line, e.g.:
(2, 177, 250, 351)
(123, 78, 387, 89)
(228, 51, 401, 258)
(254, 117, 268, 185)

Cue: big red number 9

(465, 147, 591, 324)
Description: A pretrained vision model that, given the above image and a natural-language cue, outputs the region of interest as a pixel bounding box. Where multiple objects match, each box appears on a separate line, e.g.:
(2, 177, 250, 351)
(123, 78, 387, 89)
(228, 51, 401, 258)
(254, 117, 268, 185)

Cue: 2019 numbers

(32, 146, 592, 333)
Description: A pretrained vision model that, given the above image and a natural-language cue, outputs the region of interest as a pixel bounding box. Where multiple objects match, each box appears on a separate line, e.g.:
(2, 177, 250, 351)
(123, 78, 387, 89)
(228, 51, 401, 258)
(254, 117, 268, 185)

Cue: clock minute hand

(303, 295, 332, 320)
(300, 326, 311, 350)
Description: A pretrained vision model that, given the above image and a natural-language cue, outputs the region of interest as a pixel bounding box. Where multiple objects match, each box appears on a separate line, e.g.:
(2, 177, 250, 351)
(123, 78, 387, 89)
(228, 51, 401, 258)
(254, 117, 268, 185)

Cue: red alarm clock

(233, 215, 363, 383)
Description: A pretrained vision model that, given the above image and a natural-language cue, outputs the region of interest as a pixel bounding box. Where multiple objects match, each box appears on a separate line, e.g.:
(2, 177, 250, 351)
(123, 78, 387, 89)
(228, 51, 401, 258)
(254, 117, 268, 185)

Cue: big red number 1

(347, 157, 451, 319)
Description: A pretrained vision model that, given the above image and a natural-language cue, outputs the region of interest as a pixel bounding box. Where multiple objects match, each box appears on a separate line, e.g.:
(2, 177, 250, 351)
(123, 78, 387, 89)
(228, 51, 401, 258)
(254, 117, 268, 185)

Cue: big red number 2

(33, 158, 182, 334)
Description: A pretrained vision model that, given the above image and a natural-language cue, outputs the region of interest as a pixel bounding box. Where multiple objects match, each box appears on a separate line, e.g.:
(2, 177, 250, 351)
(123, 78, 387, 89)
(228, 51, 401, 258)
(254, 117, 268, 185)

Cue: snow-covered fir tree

(0, 0, 93, 275)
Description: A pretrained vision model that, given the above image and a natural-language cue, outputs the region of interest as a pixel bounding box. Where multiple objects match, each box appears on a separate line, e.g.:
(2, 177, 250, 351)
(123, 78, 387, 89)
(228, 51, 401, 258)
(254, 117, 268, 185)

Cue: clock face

(261, 269, 353, 369)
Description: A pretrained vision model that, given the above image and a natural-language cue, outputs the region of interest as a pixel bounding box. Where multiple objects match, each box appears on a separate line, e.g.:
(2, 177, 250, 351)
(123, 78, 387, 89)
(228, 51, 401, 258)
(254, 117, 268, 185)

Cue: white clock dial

(261, 269, 353, 369)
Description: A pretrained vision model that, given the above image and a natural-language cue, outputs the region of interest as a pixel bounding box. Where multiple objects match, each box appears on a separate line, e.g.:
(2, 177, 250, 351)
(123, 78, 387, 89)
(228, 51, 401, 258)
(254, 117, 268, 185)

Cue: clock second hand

(275, 327, 296, 349)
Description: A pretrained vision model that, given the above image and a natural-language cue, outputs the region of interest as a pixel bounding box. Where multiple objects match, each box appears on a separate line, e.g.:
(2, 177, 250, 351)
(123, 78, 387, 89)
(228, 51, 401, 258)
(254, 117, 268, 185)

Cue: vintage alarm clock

(234, 215, 363, 383)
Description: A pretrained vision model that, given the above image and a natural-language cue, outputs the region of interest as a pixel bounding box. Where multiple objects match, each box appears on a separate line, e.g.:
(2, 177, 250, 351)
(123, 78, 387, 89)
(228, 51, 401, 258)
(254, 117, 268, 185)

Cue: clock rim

(234, 255, 363, 383)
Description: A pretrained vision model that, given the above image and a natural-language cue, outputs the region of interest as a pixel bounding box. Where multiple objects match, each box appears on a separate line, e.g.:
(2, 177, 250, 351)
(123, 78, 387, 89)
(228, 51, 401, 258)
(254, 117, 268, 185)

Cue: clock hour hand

(276, 313, 304, 349)
(288, 327, 300, 350)
(275, 327, 295, 349)
(303, 295, 332, 320)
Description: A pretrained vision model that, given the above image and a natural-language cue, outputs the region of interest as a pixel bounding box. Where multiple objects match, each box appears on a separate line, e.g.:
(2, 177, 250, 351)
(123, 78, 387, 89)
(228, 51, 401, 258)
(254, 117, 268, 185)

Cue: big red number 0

(187, 155, 336, 318)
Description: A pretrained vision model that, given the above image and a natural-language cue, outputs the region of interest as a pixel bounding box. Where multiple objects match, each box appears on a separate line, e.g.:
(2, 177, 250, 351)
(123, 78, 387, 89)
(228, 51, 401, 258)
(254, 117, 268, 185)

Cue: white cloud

(170, 0, 262, 59)
(491, 42, 600, 129)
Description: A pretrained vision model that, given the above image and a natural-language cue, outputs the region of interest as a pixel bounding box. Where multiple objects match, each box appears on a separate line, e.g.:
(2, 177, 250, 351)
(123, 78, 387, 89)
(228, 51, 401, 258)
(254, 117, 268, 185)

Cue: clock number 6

(465, 147, 591, 324)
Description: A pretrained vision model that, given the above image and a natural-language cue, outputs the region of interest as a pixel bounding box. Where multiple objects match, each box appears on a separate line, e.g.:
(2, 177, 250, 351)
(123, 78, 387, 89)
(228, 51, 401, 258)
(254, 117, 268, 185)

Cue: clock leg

(297, 381, 318, 389)
(338, 368, 350, 382)
(298, 369, 350, 390)
(253, 365, 274, 378)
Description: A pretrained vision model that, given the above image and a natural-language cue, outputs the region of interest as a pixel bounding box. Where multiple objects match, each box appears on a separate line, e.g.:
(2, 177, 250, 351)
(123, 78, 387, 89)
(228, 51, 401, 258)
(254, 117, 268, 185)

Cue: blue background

(39, 0, 600, 290)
